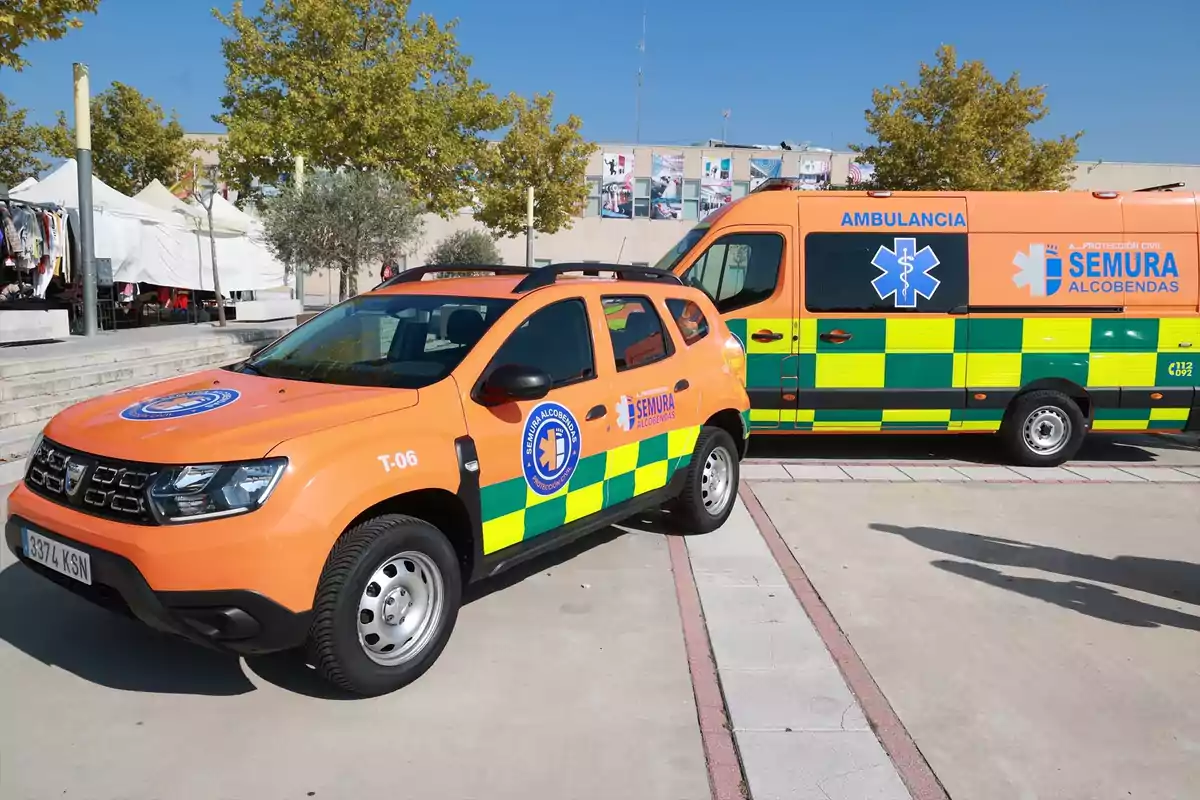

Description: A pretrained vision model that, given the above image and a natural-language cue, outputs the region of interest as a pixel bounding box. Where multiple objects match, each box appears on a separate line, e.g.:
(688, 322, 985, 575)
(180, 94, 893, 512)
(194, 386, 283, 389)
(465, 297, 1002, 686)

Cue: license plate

(22, 529, 92, 586)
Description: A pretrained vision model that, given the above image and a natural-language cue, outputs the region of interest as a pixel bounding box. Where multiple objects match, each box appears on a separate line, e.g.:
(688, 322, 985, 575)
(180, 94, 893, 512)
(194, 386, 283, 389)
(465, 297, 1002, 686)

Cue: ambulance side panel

(965, 192, 1198, 432)
(791, 195, 970, 432)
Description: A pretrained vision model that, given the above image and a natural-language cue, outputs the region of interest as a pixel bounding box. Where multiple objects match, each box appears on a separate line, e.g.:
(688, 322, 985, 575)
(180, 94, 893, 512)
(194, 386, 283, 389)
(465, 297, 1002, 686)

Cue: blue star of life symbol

(870, 237, 941, 309)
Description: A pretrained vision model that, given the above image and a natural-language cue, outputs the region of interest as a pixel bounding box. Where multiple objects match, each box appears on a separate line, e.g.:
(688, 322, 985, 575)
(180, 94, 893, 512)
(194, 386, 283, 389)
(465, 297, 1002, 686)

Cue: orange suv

(5, 264, 750, 696)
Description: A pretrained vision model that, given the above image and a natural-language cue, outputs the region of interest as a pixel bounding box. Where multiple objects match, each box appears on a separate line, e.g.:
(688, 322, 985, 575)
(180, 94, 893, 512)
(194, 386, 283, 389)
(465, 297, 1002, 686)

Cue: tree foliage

(428, 229, 502, 268)
(0, 0, 99, 71)
(262, 170, 424, 301)
(47, 82, 194, 194)
(474, 92, 594, 238)
(850, 45, 1082, 191)
(214, 0, 510, 214)
(0, 93, 63, 185)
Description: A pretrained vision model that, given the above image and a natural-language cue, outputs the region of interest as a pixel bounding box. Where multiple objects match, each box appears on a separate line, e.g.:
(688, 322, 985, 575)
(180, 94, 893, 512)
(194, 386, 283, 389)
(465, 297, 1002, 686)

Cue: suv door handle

(819, 329, 853, 344)
(586, 404, 606, 421)
(674, 379, 690, 392)
(751, 329, 783, 343)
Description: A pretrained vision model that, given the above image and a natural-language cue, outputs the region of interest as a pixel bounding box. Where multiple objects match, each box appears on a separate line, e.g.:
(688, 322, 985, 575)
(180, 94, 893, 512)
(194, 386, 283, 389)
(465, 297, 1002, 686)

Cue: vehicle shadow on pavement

(748, 433, 1175, 464)
(871, 524, 1200, 632)
(0, 563, 256, 696)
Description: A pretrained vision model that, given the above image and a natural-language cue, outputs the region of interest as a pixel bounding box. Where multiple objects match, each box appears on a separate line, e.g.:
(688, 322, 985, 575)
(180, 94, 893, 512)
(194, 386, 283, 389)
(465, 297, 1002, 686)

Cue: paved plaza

(2, 430, 1198, 799)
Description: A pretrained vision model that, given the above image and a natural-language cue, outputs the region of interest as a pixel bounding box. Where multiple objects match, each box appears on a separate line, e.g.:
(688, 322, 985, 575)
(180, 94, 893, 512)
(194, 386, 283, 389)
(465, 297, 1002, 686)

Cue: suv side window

(602, 295, 674, 371)
(487, 299, 595, 387)
(804, 232, 969, 313)
(665, 298, 710, 346)
(680, 232, 784, 313)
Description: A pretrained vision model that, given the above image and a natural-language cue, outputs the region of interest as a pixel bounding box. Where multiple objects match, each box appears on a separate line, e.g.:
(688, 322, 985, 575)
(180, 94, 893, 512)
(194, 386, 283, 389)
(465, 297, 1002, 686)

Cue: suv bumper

(5, 516, 310, 655)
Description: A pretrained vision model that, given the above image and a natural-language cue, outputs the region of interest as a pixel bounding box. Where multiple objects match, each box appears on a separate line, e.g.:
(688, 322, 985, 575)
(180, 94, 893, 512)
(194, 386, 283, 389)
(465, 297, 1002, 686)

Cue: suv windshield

(653, 225, 708, 272)
(237, 293, 514, 388)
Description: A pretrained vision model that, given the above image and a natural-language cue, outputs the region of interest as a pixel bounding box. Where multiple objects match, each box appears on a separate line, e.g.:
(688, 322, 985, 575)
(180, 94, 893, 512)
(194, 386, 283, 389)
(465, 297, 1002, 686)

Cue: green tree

(47, 82, 194, 194)
(850, 45, 1082, 191)
(0, 93, 61, 185)
(428, 229, 502, 273)
(474, 92, 595, 238)
(214, 0, 511, 213)
(262, 170, 424, 301)
(0, 0, 99, 71)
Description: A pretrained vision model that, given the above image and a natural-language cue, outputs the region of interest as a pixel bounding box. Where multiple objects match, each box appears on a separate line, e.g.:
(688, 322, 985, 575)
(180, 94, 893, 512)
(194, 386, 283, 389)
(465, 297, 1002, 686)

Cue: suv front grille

(26, 439, 159, 525)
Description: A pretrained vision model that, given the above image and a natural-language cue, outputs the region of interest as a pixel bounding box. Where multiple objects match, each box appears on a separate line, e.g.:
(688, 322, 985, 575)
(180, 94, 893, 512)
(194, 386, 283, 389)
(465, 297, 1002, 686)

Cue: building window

(633, 178, 651, 218)
(585, 175, 601, 217)
(803, 233, 969, 314)
(732, 180, 750, 200)
(682, 179, 700, 220)
(534, 259, 552, 267)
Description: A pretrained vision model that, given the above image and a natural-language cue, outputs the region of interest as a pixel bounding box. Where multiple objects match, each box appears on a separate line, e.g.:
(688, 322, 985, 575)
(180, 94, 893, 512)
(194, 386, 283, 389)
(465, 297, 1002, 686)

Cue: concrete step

(0, 345, 258, 430)
(0, 342, 258, 402)
(0, 326, 284, 380)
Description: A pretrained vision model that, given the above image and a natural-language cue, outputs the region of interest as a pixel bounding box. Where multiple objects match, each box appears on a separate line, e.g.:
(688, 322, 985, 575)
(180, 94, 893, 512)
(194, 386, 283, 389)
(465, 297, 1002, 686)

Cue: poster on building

(750, 157, 782, 191)
(701, 156, 732, 217)
(650, 154, 683, 219)
(601, 152, 634, 219)
(796, 153, 832, 190)
(848, 160, 876, 186)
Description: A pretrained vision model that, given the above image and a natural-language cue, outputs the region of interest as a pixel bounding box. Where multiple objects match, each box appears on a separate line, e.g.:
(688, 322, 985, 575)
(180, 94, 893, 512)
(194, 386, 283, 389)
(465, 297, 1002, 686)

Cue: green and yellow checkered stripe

(729, 316, 1200, 433)
(479, 425, 701, 555)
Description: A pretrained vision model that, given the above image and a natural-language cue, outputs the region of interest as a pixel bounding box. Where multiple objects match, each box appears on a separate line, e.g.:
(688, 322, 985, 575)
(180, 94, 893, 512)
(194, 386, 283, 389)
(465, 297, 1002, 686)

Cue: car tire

(671, 426, 740, 533)
(307, 514, 462, 697)
(1000, 390, 1087, 467)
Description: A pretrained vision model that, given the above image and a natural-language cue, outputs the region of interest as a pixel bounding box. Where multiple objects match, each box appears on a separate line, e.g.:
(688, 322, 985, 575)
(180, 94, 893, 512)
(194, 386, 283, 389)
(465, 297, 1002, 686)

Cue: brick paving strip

(668, 535, 748, 800)
(736, 482, 952, 800)
(740, 462, 1200, 484)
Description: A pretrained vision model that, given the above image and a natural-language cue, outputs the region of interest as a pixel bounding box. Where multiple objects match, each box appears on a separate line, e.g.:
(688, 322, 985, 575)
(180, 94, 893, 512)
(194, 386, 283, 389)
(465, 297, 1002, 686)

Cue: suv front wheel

(308, 514, 462, 696)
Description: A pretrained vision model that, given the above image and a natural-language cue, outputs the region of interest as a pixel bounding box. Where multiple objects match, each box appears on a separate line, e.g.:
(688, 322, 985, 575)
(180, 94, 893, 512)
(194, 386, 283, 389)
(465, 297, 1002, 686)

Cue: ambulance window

(665, 298, 710, 346)
(804, 232, 969, 314)
(487, 299, 596, 388)
(680, 232, 783, 313)
(602, 295, 675, 371)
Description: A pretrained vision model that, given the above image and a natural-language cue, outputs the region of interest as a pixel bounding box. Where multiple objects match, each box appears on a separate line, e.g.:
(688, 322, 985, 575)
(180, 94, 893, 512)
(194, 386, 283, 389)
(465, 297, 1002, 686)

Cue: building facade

(187, 134, 1200, 304)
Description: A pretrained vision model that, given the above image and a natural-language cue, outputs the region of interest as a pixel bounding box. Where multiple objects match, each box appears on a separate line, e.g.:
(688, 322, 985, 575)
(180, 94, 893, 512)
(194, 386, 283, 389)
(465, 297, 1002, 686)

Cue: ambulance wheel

(1001, 390, 1086, 467)
(672, 426, 740, 533)
(308, 514, 461, 697)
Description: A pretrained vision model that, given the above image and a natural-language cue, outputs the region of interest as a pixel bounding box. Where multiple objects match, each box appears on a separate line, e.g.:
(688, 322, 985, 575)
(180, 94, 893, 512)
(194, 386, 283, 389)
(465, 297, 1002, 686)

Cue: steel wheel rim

(701, 446, 734, 516)
(357, 551, 444, 666)
(1023, 406, 1070, 456)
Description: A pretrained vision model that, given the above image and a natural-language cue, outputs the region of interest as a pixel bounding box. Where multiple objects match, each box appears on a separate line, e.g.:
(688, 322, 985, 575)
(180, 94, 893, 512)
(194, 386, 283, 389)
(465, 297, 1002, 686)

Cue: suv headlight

(148, 458, 287, 523)
(24, 431, 45, 477)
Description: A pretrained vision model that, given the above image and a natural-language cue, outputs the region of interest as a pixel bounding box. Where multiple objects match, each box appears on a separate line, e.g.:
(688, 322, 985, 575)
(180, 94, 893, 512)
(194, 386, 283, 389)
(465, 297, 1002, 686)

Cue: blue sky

(2, 0, 1197, 163)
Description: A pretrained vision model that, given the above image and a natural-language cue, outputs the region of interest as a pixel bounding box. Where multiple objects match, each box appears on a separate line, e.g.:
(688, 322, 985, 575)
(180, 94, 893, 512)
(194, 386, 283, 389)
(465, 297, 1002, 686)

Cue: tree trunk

(339, 268, 348, 302)
(207, 205, 226, 327)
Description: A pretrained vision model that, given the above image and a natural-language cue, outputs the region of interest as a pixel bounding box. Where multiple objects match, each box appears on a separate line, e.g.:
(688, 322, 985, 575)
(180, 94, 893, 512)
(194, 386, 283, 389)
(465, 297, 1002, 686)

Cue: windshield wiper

(237, 361, 268, 377)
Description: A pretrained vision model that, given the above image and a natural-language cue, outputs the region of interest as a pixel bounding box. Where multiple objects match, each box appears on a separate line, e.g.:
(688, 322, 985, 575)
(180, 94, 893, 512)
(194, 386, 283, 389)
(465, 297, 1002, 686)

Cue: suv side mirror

(478, 363, 552, 405)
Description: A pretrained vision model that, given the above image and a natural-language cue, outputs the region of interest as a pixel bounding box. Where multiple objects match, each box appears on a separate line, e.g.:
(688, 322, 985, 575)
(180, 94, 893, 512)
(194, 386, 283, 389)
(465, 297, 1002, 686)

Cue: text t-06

(377, 451, 419, 472)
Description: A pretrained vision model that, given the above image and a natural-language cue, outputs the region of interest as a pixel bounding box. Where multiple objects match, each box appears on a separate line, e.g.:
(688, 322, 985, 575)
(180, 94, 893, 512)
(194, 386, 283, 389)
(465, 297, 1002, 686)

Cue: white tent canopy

(12, 160, 286, 292)
(10, 177, 38, 193)
(134, 179, 205, 221)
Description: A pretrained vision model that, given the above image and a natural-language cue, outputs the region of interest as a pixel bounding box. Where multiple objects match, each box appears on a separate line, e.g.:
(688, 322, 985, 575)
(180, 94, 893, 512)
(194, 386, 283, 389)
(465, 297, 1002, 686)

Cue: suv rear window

(665, 298, 710, 345)
(602, 296, 674, 371)
(237, 293, 514, 388)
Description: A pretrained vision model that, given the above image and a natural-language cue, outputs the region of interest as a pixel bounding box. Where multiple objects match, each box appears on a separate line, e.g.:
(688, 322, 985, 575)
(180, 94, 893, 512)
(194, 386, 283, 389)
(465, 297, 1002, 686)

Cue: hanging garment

(10, 206, 35, 271)
(0, 205, 17, 265)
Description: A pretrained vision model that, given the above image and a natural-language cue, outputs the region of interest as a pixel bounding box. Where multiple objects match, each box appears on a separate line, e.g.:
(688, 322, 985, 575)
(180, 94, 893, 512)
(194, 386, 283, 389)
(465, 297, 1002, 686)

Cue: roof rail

(750, 177, 801, 193)
(511, 262, 683, 294)
(376, 264, 532, 289)
(1133, 182, 1185, 192)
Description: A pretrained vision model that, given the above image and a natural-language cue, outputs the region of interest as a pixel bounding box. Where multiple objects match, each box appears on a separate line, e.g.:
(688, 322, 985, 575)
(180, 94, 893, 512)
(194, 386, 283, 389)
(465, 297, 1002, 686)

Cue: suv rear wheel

(671, 426, 740, 533)
(308, 514, 461, 696)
